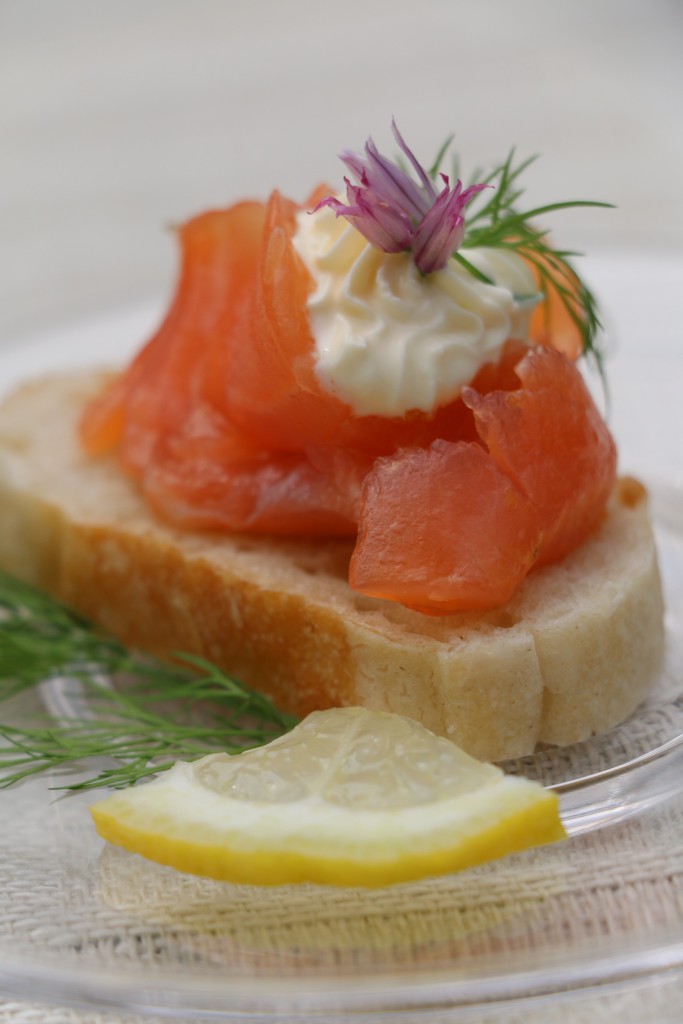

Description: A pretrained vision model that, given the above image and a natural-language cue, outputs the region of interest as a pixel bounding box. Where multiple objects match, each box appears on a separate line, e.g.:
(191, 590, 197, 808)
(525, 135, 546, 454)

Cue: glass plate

(1, 259, 682, 1022)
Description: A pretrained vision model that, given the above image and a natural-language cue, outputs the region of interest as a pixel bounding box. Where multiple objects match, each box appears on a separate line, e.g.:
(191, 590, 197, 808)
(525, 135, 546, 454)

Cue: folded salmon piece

(79, 192, 615, 613)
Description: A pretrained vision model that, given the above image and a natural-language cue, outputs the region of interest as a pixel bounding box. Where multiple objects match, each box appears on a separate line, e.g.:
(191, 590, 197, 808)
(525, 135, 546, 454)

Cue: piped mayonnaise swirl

(292, 204, 540, 418)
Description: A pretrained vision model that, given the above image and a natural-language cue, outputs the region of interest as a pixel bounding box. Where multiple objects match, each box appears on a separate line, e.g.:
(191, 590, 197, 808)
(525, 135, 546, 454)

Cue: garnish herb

(318, 120, 613, 374)
(459, 148, 609, 376)
(0, 571, 298, 791)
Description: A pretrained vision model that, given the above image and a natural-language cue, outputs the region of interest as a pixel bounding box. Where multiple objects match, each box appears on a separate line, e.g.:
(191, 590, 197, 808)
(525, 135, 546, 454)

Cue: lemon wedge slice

(90, 707, 565, 887)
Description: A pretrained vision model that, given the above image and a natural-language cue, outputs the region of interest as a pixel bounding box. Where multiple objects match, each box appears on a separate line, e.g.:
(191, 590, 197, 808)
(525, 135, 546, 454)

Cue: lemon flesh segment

(90, 707, 566, 887)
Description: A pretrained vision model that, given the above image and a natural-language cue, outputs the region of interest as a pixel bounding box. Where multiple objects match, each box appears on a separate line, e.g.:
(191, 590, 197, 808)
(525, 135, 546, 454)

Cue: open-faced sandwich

(0, 123, 664, 761)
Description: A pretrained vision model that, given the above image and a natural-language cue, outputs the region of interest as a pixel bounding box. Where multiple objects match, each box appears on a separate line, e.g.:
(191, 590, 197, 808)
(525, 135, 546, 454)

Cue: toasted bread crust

(0, 373, 665, 760)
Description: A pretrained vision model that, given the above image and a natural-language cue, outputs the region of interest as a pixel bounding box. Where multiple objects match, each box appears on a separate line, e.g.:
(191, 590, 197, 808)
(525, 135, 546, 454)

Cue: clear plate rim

(0, 923, 682, 1016)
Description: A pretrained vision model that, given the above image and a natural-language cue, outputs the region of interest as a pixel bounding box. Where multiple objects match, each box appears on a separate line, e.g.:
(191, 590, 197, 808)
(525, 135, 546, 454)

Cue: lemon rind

(91, 781, 565, 888)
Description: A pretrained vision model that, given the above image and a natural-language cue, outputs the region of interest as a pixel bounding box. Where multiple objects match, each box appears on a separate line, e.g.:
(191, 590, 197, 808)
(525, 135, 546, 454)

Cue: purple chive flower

(315, 120, 489, 274)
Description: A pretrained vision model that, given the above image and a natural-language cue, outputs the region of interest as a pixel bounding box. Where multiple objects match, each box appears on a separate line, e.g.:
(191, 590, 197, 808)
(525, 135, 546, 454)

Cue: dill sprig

(0, 571, 298, 791)
(457, 149, 614, 376)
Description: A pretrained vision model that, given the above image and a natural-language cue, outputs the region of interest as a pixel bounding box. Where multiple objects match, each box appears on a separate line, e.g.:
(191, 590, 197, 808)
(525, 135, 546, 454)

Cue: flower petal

(391, 118, 438, 202)
(315, 183, 413, 253)
(314, 125, 490, 273)
(412, 180, 489, 273)
(347, 137, 430, 221)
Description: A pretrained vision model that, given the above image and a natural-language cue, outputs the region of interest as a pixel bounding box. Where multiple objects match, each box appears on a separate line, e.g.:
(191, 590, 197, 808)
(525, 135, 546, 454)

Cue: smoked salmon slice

(349, 347, 615, 613)
(526, 252, 587, 361)
(142, 407, 370, 536)
(80, 196, 616, 613)
(349, 441, 542, 614)
(81, 201, 266, 470)
(464, 345, 616, 566)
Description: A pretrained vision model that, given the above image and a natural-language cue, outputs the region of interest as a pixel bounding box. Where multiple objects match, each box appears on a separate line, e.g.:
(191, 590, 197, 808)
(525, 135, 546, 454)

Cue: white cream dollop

(292, 204, 540, 418)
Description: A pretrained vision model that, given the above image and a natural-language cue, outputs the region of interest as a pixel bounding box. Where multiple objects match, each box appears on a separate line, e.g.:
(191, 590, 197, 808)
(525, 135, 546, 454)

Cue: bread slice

(0, 371, 665, 761)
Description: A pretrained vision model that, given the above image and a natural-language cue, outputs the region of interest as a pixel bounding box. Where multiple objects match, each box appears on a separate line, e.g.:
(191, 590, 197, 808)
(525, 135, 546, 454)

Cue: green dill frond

(463, 152, 612, 374)
(428, 133, 455, 179)
(0, 572, 298, 791)
(427, 138, 612, 374)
